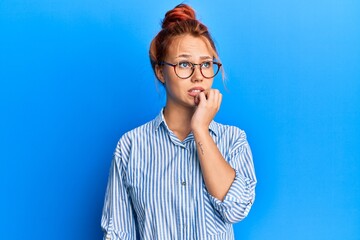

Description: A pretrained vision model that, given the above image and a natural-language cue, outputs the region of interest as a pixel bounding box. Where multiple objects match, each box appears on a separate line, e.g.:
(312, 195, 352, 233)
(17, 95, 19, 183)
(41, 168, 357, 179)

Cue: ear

(155, 65, 165, 84)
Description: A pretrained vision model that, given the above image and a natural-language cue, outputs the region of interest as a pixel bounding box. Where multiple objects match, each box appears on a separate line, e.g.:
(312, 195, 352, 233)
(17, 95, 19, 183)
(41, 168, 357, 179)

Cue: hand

(191, 89, 222, 133)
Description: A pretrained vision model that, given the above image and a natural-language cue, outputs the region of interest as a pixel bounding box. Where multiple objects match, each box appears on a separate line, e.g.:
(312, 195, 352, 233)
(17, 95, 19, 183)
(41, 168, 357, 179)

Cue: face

(156, 34, 215, 108)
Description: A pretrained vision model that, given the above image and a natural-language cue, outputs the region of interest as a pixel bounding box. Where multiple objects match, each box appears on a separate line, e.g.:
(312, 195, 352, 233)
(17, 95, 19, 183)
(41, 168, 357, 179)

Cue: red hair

(149, 4, 219, 79)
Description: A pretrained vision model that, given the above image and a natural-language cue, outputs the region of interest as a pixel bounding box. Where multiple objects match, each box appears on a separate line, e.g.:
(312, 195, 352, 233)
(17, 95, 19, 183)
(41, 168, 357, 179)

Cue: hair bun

(162, 4, 196, 29)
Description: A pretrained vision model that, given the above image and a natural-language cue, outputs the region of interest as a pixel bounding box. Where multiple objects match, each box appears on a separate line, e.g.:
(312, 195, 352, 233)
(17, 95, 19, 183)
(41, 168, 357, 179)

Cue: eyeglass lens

(175, 62, 220, 79)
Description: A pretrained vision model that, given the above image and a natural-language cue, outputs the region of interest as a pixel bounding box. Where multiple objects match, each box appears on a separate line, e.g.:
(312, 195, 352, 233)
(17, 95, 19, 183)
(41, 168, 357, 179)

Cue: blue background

(1, 0, 359, 239)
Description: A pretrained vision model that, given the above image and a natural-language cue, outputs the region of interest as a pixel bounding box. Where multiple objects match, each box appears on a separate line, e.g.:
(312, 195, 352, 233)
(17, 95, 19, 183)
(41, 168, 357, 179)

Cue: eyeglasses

(159, 60, 222, 79)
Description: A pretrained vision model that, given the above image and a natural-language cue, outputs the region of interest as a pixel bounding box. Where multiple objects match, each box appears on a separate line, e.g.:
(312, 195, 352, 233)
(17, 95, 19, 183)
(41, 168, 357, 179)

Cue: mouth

(188, 87, 204, 97)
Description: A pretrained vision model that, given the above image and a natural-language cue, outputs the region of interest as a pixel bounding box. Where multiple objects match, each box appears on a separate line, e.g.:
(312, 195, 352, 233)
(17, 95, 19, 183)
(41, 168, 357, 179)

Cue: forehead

(166, 34, 214, 59)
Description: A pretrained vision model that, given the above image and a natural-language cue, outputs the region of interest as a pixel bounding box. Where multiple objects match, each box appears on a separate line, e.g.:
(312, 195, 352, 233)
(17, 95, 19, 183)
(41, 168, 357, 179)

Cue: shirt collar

(153, 108, 166, 131)
(154, 107, 218, 136)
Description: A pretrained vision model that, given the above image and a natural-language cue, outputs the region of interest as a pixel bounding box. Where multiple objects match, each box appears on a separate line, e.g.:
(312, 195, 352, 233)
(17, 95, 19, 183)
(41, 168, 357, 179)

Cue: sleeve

(101, 145, 137, 240)
(208, 129, 257, 224)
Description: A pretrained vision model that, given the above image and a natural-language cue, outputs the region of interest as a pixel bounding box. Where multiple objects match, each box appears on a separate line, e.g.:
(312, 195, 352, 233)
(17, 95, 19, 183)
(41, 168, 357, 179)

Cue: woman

(101, 4, 256, 240)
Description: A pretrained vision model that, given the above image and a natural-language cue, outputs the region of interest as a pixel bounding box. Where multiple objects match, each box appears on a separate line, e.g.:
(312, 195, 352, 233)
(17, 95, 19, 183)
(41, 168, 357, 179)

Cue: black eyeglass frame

(159, 61, 222, 79)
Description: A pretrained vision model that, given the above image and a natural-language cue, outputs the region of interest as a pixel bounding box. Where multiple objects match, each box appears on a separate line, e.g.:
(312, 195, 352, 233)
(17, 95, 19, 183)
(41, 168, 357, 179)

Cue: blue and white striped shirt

(101, 109, 256, 240)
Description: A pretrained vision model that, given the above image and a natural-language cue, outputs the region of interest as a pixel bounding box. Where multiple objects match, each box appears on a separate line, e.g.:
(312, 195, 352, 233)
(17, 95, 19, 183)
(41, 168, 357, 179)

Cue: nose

(190, 64, 203, 82)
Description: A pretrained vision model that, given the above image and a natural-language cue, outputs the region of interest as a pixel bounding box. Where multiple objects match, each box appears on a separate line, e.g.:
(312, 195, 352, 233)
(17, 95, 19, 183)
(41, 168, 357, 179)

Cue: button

(181, 181, 186, 186)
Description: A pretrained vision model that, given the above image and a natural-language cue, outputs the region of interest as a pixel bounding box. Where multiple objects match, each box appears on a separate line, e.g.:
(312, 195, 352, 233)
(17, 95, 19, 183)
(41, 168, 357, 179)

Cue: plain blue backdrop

(1, 0, 359, 239)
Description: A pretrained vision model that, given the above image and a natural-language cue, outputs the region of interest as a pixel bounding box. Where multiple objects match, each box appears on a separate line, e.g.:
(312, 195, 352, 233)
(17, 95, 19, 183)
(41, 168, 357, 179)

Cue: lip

(188, 87, 205, 97)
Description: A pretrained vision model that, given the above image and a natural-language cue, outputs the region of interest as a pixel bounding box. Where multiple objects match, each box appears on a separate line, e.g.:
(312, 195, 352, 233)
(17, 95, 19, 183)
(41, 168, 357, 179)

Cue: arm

(193, 127, 235, 201)
(206, 131, 256, 223)
(192, 90, 257, 223)
(192, 89, 234, 200)
(101, 145, 137, 240)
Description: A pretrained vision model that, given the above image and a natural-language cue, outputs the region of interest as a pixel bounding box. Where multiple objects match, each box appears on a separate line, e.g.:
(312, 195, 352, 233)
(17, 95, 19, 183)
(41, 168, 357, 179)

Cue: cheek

(164, 80, 187, 99)
(202, 80, 213, 90)
(165, 81, 181, 94)
(163, 68, 177, 82)
(163, 71, 181, 89)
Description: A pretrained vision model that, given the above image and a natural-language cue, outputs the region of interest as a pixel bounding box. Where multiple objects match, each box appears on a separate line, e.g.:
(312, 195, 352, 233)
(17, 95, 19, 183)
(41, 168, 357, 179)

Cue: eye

(178, 61, 192, 69)
(201, 61, 212, 69)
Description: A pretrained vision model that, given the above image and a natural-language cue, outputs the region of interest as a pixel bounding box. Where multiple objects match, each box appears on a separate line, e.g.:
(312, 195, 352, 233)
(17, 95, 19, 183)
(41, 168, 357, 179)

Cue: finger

(218, 92, 222, 110)
(207, 89, 215, 103)
(194, 95, 200, 105)
(202, 89, 210, 100)
(213, 89, 220, 104)
(198, 91, 207, 105)
(210, 89, 220, 105)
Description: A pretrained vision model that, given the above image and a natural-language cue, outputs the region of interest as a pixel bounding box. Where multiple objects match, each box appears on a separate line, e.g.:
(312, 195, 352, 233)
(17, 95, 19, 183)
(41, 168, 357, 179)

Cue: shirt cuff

(103, 218, 132, 240)
(208, 169, 255, 215)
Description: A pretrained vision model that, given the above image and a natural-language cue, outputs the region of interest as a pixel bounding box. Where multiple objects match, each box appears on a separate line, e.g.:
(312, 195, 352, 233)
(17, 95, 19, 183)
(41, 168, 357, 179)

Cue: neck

(163, 102, 195, 141)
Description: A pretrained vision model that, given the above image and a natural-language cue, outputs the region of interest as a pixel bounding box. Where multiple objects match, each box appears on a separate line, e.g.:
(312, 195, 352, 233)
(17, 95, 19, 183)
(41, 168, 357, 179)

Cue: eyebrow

(175, 54, 213, 60)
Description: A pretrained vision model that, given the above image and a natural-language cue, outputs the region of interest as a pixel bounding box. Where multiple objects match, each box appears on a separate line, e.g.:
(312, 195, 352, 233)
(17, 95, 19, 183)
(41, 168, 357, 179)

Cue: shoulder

(116, 119, 156, 148)
(212, 121, 249, 153)
(112, 119, 156, 167)
(213, 121, 247, 140)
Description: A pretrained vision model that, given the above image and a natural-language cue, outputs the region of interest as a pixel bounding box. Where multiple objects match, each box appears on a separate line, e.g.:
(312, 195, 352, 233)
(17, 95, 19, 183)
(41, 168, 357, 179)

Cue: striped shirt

(101, 109, 257, 240)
